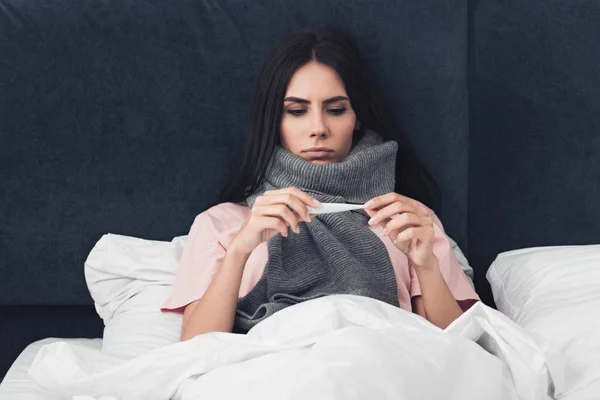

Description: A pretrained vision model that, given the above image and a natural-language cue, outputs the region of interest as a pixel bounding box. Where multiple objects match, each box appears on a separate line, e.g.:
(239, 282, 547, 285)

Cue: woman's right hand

(228, 187, 320, 256)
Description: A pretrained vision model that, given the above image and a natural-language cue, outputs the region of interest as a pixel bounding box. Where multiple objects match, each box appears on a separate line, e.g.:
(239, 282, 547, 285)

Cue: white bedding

(26, 295, 564, 400)
(0, 338, 102, 400)
(487, 245, 600, 400)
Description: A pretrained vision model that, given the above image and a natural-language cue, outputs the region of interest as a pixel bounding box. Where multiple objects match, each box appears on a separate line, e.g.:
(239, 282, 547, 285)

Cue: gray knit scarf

(235, 131, 400, 331)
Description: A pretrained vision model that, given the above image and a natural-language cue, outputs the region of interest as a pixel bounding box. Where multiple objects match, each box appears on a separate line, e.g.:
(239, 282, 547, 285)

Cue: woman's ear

(354, 121, 361, 131)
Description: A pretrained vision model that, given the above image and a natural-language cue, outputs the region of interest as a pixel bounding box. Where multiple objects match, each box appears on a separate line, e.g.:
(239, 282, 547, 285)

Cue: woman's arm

(364, 193, 479, 330)
(180, 246, 249, 341)
(411, 257, 463, 329)
(180, 188, 319, 341)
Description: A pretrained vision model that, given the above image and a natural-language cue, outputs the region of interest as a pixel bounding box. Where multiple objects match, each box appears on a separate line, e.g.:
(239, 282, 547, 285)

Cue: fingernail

(368, 217, 377, 225)
(393, 239, 398, 245)
(364, 200, 374, 208)
(312, 198, 321, 206)
(383, 228, 388, 235)
(294, 227, 300, 234)
(305, 214, 312, 223)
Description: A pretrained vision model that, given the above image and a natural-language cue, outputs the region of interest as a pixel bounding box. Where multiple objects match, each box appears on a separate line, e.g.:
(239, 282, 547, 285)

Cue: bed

(0, 339, 102, 400)
(1, 0, 599, 398)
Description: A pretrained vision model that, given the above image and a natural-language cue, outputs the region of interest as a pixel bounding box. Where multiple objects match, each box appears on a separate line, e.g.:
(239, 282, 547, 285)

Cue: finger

(365, 193, 428, 216)
(394, 226, 435, 245)
(264, 187, 320, 207)
(260, 193, 311, 222)
(256, 205, 302, 233)
(383, 213, 426, 235)
(260, 216, 290, 238)
(368, 202, 421, 226)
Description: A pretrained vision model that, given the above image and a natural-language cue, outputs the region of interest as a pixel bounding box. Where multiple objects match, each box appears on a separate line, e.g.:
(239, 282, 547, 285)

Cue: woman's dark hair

(217, 27, 440, 210)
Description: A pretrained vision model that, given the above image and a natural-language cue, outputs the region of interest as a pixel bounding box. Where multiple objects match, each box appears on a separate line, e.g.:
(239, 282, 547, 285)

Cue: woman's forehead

(285, 62, 347, 100)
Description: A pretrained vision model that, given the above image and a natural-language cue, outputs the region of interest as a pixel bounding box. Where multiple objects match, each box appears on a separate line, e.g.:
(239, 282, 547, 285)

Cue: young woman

(161, 28, 479, 340)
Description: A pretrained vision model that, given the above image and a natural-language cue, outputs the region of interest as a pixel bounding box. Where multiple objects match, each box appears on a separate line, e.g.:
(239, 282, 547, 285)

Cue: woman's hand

(364, 193, 436, 269)
(229, 187, 320, 256)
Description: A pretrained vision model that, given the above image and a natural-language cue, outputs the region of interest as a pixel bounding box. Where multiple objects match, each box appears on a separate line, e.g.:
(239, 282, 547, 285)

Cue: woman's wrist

(411, 254, 439, 273)
(225, 242, 253, 263)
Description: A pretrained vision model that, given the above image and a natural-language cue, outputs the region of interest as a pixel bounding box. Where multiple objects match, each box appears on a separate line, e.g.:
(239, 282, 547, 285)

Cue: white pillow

(487, 245, 600, 398)
(84, 233, 187, 359)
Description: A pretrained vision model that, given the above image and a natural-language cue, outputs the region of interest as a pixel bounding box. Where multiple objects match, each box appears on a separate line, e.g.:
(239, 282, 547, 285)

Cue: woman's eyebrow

(283, 96, 349, 104)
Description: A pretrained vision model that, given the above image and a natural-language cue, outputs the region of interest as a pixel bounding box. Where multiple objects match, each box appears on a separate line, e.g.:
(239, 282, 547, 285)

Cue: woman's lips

(305, 150, 332, 158)
(304, 151, 334, 160)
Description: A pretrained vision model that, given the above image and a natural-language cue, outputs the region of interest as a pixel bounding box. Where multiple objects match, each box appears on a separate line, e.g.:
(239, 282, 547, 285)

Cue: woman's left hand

(364, 193, 437, 269)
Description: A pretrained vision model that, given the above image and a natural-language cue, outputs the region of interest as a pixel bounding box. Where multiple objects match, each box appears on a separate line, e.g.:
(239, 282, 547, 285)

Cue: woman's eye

(328, 108, 347, 115)
(287, 109, 307, 116)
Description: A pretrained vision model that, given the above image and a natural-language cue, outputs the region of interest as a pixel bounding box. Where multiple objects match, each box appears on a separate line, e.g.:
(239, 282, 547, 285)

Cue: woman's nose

(310, 113, 328, 138)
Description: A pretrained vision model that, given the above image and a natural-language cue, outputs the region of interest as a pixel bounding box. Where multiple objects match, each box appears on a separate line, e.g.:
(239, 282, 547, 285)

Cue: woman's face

(280, 61, 358, 164)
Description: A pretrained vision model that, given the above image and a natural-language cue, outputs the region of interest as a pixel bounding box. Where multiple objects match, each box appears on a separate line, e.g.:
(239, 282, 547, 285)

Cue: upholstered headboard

(0, 0, 470, 305)
(1, 0, 599, 312)
(468, 0, 600, 303)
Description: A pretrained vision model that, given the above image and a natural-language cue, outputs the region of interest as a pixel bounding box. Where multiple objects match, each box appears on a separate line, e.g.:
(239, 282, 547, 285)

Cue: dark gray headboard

(2, 0, 599, 308)
(0, 0, 470, 305)
(468, 0, 600, 303)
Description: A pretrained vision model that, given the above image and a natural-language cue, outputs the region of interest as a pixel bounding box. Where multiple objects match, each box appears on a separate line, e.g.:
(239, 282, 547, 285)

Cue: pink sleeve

(160, 211, 226, 314)
(410, 211, 480, 311)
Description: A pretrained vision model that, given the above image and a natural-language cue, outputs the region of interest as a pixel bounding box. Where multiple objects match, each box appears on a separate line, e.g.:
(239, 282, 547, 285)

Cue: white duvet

(27, 295, 564, 400)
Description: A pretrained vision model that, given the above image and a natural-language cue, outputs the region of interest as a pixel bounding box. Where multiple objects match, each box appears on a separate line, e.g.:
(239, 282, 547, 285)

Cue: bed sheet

(2, 312, 598, 400)
(0, 338, 102, 400)
(560, 381, 600, 400)
(25, 297, 563, 400)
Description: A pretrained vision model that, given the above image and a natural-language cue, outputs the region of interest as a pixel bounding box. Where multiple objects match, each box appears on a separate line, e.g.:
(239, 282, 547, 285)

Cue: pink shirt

(161, 202, 479, 314)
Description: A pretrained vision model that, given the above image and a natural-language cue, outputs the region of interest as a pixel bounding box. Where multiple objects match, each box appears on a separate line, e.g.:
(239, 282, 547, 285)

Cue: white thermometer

(306, 202, 366, 215)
